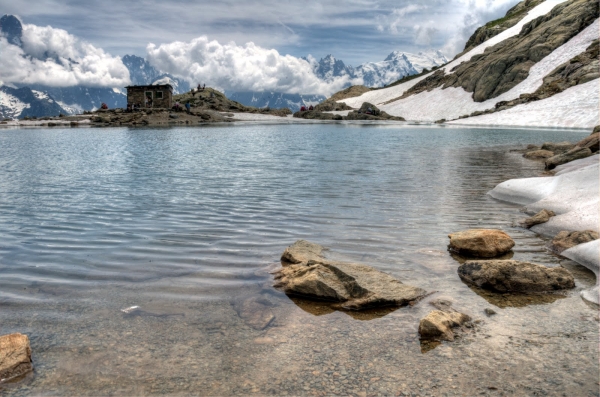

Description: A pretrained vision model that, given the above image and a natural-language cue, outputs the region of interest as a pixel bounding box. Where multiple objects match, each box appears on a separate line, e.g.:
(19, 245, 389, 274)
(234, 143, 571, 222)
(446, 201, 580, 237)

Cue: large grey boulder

(458, 260, 575, 293)
(448, 229, 515, 258)
(274, 240, 427, 310)
(0, 333, 33, 383)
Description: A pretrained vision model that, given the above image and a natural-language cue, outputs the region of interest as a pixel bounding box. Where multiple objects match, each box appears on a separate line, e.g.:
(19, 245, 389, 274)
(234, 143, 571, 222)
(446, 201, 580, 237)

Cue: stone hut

(126, 84, 173, 109)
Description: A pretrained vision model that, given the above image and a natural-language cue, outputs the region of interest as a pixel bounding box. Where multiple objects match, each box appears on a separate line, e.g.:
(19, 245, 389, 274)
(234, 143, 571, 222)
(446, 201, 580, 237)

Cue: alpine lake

(0, 123, 597, 396)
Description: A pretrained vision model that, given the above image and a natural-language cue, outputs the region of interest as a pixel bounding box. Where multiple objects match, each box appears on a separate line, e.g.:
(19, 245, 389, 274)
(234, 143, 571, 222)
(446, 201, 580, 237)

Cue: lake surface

(0, 124, 597, 396)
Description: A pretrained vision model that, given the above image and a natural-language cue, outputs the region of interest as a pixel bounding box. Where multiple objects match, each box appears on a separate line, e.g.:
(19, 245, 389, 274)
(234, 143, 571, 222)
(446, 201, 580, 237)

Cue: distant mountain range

(0, 13, 447, 118)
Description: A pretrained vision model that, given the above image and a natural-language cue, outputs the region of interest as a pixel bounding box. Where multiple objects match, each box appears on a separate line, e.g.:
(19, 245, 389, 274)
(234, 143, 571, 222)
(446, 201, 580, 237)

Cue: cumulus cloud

(414, 22, 439, 46)
(146, 36, 360, 96)
(0, 22, 130, 87)
(441, 0, 520, 56)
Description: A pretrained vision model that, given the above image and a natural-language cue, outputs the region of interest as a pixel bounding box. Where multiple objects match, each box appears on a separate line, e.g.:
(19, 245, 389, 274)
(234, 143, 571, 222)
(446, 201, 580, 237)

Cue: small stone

(521, 209, 556, 228)
(419, 310, 471, 341)
(484, 308, 496, 316)
(549, 230, 599, 254)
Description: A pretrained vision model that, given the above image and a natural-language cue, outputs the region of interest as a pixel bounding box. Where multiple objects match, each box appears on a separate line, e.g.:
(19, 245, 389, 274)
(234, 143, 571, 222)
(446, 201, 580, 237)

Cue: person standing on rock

(185, 101, 191, 114)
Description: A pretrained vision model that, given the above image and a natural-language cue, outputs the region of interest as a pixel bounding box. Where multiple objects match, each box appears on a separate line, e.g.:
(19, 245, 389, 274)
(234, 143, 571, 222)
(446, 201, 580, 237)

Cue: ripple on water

(0, 124, 596, 396)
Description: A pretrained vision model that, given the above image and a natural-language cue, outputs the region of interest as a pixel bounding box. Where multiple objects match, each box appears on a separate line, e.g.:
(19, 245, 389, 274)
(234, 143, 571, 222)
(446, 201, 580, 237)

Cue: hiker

(126, 103, 132, 112)
(100, 102, 108, 110)
(308, 105, 314, 111)
(185, 101, 191, 114)
(203, 84, 206, 90)
(300, 105, 307, 112)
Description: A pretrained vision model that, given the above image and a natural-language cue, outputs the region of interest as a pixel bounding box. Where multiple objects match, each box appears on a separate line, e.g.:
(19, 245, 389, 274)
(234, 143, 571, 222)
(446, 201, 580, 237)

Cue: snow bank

(562, 240, 599, 305)
(448, 80, 600, 129)
(489, 156, 599, 304)
(340, 2, 599, 129)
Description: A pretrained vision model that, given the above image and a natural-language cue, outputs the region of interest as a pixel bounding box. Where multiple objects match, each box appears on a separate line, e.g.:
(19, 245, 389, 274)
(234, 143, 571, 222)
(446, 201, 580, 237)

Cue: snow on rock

(341, 0, 591, 127)
(562, 240, 599, 305)
(0, 90, 29, 118)
(448, 80, 600, 129)
(489, 156, 599, 236)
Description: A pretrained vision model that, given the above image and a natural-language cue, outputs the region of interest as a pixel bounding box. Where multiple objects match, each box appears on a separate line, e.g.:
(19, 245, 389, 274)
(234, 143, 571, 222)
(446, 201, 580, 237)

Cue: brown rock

(521, 209, 556, 228)
(593, 125, 600, 133)
(545, 146, 593, 170)
(0, 333, 33, 383)
(457, 260, 575, 293)
(274, 241, 427, 310)
(418, 310, 471, 341)
(448, 229, 515, 258)
(575, 132, 599, 153)
(523, 149, 554, 159)
(281, 239, 323, 264)
(540, 141, 575, 154)
(550, 230, 599, 253)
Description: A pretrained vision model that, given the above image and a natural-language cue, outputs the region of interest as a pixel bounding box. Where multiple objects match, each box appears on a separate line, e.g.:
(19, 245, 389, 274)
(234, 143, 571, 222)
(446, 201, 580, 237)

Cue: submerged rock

(521, 209, 556, 228)
(540, 141, 575, 154)
(233, 297, 275, 330)
(448, 229, 515, 258)
(550, 230, 599, 254)
(274, 240, 427, 310)
(0, 333, 33, 383)
(458, 259, 575, 293)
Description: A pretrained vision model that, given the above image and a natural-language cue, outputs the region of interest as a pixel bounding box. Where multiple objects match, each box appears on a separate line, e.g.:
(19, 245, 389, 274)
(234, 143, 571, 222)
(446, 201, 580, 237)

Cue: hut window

(145, 91, 153, 98)
(156, 91, 163, 99)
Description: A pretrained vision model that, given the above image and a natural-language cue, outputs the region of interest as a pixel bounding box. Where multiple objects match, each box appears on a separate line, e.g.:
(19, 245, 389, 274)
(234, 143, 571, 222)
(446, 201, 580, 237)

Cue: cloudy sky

(0, 0, 521, 93)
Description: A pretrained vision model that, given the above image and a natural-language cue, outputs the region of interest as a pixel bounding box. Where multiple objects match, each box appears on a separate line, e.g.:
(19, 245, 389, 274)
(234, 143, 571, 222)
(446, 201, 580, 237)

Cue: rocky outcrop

(575, 132, 599, 153)
(403, 0, 598, 103)
(545, 146, 593, 170)
(448, 229, 515, 258)
(314, 100, 353, 112)
(549, 230, 599, 254)
(523, 149, 554, 159)
(328, 85, 372, 102)
(418, 309, 472, 341)
(521, 209, 556, 228)
(173, 88, 291, 116)
(540, 142, 575, 153)
(0, 333, 33, 383)
(292, 110, 341, 120)
(457, 260, 575, 293)
(90, 108, 234, 127)
(458, 0, 545, 56)
(273, 240, 427, 310)
(345, 102, 405, 121)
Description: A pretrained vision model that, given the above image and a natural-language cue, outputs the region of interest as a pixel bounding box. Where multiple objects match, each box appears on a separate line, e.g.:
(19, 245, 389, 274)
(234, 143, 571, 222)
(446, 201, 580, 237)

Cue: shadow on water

(448, 250, 514, 264)
(287, 295, 399, 320)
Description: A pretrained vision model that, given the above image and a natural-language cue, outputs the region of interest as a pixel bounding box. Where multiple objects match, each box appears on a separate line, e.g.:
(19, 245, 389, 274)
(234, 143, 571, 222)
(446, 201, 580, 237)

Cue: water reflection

(466, 284, 567, 308)
(288, 296, 399, 320)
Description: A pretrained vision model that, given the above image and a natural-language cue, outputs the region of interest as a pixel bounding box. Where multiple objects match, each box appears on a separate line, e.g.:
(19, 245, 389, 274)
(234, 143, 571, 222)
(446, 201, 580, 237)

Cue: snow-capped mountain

(313, 55, 355, 82)
(311, 50, 448, 88)
(0, 86, 66, 119)
(226, 92, 326, 112)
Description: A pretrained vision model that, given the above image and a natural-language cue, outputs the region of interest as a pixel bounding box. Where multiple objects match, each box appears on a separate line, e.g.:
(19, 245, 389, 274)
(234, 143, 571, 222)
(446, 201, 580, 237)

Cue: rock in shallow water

(274, 240, 427, 310)
(458, 260, 575, 293)
(418, 310, 471, 341)
(448, 229, 515, 258)
(521, 209, 556, 228)
(550, 230, 599, 254)
(0, 333, 33, 383)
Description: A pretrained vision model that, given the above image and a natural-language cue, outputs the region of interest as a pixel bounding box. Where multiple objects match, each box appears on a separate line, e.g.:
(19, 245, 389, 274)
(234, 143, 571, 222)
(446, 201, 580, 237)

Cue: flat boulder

(274, 240, 426, 310)
(0, 333, 33, 383)
(458, 260, 575, 293)
(521, 209, 556, 228)
(418, 310, 471, 341)
(448, 229, 515, 258)
(523, 149, 554, 159)
(550, 230, 599, 254)
(545, 146, 593, 170)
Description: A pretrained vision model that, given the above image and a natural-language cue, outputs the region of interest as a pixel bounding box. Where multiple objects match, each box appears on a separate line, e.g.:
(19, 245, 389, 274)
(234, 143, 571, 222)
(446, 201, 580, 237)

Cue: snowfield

(341, 0, 600, 129)
(0, 90, 30, 118)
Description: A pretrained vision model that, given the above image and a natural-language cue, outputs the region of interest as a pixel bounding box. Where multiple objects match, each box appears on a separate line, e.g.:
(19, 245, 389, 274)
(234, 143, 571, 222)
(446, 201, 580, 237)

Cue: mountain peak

(0, 14, 23, 46)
